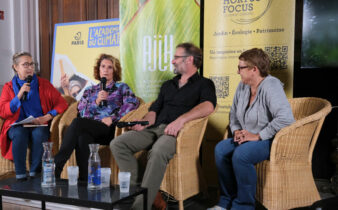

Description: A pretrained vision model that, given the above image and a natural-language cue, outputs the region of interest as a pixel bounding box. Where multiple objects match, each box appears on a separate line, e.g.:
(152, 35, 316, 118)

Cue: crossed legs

(55, 117, 114, 180)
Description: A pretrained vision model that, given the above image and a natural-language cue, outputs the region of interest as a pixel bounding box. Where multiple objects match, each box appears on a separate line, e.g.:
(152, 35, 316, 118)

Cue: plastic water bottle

(88, 144, 101, 190)
(41, 142, 56, 187)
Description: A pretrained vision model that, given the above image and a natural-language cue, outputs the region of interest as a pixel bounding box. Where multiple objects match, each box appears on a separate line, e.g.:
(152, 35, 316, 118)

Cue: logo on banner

(142, 34, 174, 72)
(88, 25, 120, 48)
(71, 32, 84, 45)
(222, 0, 273, 24)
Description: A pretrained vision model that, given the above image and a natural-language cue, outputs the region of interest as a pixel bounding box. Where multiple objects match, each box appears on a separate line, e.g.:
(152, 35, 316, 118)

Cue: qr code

(210, 76, 229, 99)
(265, 46, 288, 70)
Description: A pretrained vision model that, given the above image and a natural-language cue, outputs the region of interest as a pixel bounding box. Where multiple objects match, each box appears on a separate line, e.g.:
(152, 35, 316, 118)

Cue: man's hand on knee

(164, 118, 184, 137)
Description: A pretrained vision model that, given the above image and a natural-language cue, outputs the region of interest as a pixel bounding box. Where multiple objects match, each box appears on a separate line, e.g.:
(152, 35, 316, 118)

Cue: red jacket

(0, 76, 68, 160)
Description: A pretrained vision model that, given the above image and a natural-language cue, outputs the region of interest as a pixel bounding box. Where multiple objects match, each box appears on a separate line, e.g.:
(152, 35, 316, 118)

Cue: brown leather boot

(152, 191, 167, 210)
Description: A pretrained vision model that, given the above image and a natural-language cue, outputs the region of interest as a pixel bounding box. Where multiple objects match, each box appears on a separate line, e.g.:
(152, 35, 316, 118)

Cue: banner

(204, 0, 295, 139)
(120, 0, 201, 102)
(51, 19, 120, 100)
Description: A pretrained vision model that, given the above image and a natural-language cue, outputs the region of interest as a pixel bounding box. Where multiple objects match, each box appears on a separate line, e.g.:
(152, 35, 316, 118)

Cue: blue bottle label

(88, 165, 101, 185)
(43, 163, 53, 182)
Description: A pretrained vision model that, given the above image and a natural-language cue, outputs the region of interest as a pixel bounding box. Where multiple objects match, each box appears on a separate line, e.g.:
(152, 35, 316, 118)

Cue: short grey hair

(12, 52, 33, 72)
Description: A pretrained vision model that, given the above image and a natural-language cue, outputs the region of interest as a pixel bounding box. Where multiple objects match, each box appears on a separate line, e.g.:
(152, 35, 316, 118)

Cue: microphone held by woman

(99, 77, 107, 107)
(22, 75, 33, 101)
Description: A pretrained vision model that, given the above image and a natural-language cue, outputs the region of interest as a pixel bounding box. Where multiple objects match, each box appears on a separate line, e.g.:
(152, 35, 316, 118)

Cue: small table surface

(0, 177, 147, 210)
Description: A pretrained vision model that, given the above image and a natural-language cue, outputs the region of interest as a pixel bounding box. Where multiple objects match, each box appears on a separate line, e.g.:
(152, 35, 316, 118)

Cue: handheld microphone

(116, 121, 149, 128)
(22, 75, 33, 101)
(100, 77, 107, 107)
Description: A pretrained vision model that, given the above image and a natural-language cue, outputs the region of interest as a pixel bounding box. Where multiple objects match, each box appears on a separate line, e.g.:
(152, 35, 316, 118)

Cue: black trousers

(54, 117, 115, 180)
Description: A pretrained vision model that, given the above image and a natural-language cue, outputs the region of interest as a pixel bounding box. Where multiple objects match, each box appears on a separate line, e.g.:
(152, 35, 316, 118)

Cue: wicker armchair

(116, 102, 216, 210)
(50, 95, 76, 154)
(0, 118, 15, 179)
(223, 97, 332, 210)
(0, 95, 75, 179)
(59, 97, 144, 184)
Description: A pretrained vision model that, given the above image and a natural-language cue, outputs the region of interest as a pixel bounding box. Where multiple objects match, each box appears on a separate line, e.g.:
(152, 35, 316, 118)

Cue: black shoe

(29, 173, 40, 179)
(55, 172, 61, 179)
(16, 177, 28, 182)
(79, 175, 87, 182)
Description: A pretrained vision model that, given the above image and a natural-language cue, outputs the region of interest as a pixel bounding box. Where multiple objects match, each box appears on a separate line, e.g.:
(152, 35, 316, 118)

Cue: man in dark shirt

(110, 42, 216, 210)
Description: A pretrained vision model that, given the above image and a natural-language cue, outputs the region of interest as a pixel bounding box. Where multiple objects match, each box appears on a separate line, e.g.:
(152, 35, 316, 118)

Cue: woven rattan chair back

(255, 97, 332, 210)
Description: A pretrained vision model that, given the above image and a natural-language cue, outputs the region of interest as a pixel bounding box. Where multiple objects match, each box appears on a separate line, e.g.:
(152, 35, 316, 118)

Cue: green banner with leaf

(120, 0, 200, 102)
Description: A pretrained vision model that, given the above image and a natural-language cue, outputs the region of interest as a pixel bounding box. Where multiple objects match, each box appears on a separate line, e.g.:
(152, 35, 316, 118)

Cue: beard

(173, 67, 182, 75)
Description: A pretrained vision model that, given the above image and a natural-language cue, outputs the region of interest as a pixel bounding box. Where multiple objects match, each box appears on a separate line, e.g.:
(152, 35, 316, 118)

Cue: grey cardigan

(230, 75, 295, 140)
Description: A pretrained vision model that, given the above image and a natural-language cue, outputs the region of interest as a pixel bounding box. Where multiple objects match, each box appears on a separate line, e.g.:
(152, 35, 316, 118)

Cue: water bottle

(88, 144, 101, 190)
(41, 142, 56, 187)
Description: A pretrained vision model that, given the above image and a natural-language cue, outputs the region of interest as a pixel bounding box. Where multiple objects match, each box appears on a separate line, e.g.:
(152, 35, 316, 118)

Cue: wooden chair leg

(179, 200, 184, 210)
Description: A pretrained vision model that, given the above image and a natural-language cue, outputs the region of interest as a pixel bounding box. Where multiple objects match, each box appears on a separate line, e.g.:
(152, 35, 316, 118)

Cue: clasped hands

(234, 129, 260, 145)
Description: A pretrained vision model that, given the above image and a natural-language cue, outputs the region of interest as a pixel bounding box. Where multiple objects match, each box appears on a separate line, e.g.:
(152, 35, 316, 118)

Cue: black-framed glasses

(21, 62, 36, 68)
(238, 66, 249, 71)
(174, 55, 189, 60)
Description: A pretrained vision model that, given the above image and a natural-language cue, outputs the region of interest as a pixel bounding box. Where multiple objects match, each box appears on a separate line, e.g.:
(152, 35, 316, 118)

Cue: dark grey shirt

(230, 75, 295, 140)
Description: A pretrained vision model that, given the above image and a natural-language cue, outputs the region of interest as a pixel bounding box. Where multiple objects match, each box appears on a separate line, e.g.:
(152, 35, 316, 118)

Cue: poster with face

(51, 19, 120, 100)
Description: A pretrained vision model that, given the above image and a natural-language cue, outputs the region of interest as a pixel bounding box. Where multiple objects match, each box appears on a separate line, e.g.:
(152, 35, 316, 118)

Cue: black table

(0, 177, 147, 210)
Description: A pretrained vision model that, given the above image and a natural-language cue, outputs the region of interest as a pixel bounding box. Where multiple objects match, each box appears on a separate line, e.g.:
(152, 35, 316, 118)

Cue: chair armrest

(176, 116, 209, 155)
(49, 95, 77, 154)
(221, 116, 322, 163)
(58, 102, 79, 146)
(50, 114, 64, 154)
(114, 102, 152, 138)
(223, 125, 232, 139)
(269, 123, 316, 163)
(62, 95, 77, 106)
(270, 103, 331, 163)
(176, 104, 218, 154)
(114, 109, 137, 137)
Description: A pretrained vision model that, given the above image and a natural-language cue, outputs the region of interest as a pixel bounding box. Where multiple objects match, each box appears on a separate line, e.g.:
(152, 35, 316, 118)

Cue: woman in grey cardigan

(209, 48, 295, 210)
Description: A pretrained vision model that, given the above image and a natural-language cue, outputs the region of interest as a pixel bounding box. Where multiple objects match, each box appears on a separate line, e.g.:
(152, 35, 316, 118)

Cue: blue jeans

(8, 125, 49, 179)
(215, 138, 272, 210)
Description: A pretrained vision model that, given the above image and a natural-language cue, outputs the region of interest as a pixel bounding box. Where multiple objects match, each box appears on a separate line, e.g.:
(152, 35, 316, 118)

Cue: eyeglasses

(21, 62, 36, 68)
(174, 55, 189, 60)
(238, 66, 249, 71)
